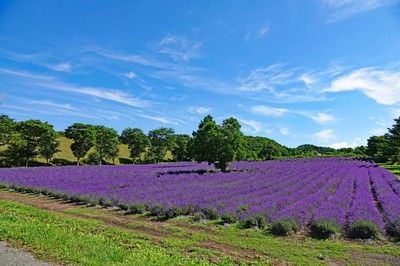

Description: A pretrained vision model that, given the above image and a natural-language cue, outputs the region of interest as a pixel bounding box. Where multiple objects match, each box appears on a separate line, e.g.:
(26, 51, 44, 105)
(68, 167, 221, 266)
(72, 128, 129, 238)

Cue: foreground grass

(0, 200, 213, 265)
(381, 163, 400, 179)
(1, 196, 400, 265)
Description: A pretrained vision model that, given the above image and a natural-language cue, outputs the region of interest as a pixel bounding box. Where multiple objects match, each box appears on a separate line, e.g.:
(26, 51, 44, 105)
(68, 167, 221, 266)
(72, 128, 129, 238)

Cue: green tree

(148, 127, 175, 163)
(39, 129, 60, 164)
(14, 119, 56, 167)
(93, 126, 119, 164)
(172, 134, 191, 161)
(120, 128, 149, 163)
(3, 134, 27, 166)
(192, 116, 244, 172)
(218, 117, 245, 171)
(387, 117, 400, 163)
(259, 141, 280, 160)
(191, 115, 220, 165)
(65, 123, 95, 165)
(367, 135, 390, 163)
(0, 114, 16, 146)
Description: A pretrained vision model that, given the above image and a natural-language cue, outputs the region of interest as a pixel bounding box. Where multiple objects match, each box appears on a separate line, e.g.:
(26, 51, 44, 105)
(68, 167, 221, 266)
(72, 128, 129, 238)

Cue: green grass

(380, 163, 400, 179)
(1, 198, 400, 265)
(0, 200, 211, 265)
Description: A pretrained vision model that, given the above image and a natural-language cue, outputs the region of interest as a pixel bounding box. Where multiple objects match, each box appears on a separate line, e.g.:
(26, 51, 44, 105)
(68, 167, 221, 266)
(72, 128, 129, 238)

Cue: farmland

(1, 158, 400, 239)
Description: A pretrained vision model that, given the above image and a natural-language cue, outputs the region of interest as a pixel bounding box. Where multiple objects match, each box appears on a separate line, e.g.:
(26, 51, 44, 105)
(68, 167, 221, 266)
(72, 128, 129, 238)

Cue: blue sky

(1, 0, 400, 148)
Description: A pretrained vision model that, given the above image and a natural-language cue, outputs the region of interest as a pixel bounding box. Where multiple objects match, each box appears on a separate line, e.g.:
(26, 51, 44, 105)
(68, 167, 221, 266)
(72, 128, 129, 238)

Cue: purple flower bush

(1, 158, 399, 236)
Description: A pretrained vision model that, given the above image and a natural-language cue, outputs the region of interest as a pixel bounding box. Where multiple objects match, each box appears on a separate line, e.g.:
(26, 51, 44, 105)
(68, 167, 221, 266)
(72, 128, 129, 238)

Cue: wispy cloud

(136, 113, 179, 125)
(49, 62, 71, 72)
(324, 65, 400, 105)
(187, 106, 211, 115)
(298, 111, 336, 124)
(29, 100, 76, 110)
(158, 34, 202, 61)
(237, 118, 263, 134)
(321, 0, 399, 22)
(251, 105, 288, 117)
(314, 129, 335, 141)
(124, 71, 137, 79)
(328, 137, 364, 149)
(0, 68, 152, 108)
(257, 25, 270, 38)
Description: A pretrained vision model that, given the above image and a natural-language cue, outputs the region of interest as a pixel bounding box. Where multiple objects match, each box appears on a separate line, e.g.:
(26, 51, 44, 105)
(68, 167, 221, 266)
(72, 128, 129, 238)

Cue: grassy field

(1, 190, 399, 265)
(381, 163, 400, 179)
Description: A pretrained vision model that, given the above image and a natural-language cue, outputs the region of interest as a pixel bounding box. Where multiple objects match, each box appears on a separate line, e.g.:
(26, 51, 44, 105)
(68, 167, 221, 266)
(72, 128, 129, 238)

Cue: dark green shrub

(149, 204, 165, 217)
(386, 218, 400, 239)
(163, 207, 183, 219)
(192, 212, 206, 222)
(310, 219, 341, 239)
(347, 220, 380, 239)
(128, 203, 146, 214)
(221, 213, 237, 224)
(243, 214, 268, 229)
(202, 207, 219, 220)
(270, 218, 300, 236)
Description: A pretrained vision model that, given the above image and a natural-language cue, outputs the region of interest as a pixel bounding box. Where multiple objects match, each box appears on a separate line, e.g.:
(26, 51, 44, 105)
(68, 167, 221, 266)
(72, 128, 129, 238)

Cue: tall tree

(367, 135, 389, 163)
(0, 114, 16, 146)
(65, 123, 95, 165)
(172, 134, 191, 161)
(192, 116, 244, 172)
(39, 129, 60, 164)
(15, 119, 56, 167)
(191, 115, 220, 165)
(120, 128, 149, 163)
(148, 127, 175, 163)
(387, 117, 400, 163)
(93, 125, 119, 164)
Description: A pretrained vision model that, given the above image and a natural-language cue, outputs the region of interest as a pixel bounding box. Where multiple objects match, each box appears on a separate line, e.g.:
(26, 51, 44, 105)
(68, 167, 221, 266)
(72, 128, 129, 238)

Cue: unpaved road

(0, 241, 51, 266)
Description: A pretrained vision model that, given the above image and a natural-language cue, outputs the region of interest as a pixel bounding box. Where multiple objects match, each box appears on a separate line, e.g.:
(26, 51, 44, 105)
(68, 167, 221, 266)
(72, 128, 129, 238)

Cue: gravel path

(0, 241, 51, 266)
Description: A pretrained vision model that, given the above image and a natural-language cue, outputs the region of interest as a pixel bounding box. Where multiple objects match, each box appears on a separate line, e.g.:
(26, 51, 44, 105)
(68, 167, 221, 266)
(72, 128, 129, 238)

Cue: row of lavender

(0, 158, 399, 236)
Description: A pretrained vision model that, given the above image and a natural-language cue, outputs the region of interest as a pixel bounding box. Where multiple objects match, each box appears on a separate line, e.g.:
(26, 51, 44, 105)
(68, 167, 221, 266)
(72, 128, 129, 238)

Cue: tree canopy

(65, 123, 95, 165)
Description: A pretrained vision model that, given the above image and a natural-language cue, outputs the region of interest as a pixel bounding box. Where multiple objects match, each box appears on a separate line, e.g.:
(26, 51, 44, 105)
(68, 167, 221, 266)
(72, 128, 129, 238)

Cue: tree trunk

(25, 159, 29, 167)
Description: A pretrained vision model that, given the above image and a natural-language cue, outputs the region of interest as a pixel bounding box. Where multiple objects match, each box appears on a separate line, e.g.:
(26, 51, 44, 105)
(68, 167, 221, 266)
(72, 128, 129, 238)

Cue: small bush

(202, 207, 219, 220)
(347, 220, 380, 239)
(163, 207, 183, 219)
(386, 218, 400, 239)
(243, 214, 268, 229)
(310, 219, 341, 239)
(128, 203, 146, 214)
(192, 212, 206, 222)
(149, 204, 165, 217)
(221, 213, 237, 224)
(270, 218, 300, 236)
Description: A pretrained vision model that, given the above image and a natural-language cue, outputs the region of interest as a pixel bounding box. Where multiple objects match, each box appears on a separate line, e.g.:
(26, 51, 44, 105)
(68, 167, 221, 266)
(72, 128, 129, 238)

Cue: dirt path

(0, 241, 52, 266)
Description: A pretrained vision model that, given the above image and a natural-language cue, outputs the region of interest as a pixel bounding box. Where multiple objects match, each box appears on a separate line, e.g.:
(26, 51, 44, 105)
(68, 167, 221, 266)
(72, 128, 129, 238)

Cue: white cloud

(251, 105, 288, 117)
(278, 126, 290, 136)
(238, 118, 263, 134)
(324, 66, 400, 105)
(307, 112, 335, 124)
(158, 34, 202, 61)
(51, 63, 71, 72)
(257, 25, 270, 37)
(314, 129, 335, 141)
(237, 64, 294, 92)
(187, 106, 211, 115)
(29, 100, 75, 110)
(328, 137, 364, 149)
(299, 73, 316, 86)
(136, 113, 179, 125)
(322, 0, 399, 22)
(124, 71, 137, 79)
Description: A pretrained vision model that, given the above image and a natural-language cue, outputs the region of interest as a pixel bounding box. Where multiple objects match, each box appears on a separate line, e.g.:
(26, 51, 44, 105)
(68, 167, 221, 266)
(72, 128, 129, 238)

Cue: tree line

(0, 114, 371, 171)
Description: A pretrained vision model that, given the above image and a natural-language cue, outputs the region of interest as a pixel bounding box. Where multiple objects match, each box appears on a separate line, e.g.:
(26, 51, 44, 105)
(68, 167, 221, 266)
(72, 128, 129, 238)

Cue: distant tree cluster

(0, 113, 372, 170)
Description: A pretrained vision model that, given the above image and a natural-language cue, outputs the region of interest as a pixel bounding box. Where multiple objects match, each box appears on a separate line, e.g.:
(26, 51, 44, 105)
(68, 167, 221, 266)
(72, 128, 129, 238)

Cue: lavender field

(1, 158, 400, 236)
